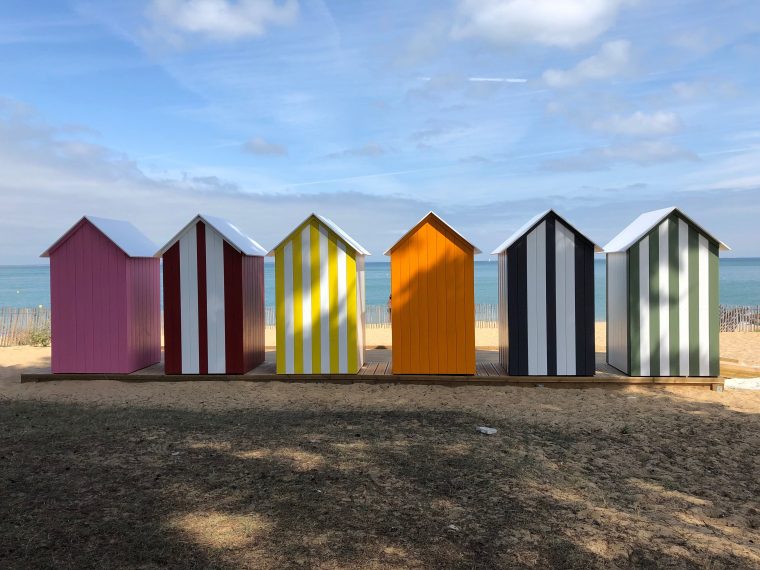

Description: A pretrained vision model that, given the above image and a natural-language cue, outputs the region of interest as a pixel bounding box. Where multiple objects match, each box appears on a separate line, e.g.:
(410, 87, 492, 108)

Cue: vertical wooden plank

(292, 231, 303, 374)
(438, 228, 450, 373)
(708, 241, 719, 376)
(346, 248, 358, 373)
(668, 217, 680, 375)
(428, 223, 440, 373)
(628, 244, 640, 376)
(445, 231, 457, 374)
(275, 248, 285, 373)
(409, 228, 421, 372)
(464, 243, 475, 374)
(454, 231, 466, 373)
(648, 228, 660, 376)
(688, 226, 700, 375)
(418, 224, 430, 373)
(310, 222, 322, 374)
(196, 222, 208, 374)
(545, 217, 557, 375)
(585, 241, 595, 375)
(223, 242, 244, 373)
(328, 233, 340, 374)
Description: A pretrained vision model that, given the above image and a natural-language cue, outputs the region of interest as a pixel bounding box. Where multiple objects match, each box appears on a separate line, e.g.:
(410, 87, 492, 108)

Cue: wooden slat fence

(720, 305, 760, 332)
(2, 304, 757, 345)
(0, 307, 51, 347)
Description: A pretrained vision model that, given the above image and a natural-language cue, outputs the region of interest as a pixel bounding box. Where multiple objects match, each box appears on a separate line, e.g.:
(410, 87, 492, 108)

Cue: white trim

(319, 225, 331, 373)
(267, 213, 370, 257)
(639, 236, 650, 376)
(526, 223, 547, 375)
(205, 227, 226, 374)
(658, 221, 670, 375)
(678, 219, 690, 376)
(42, 215, 157, 258)
(337, 241, 348, 373)
(603, 207, 730, 253)
(301, 225, 312, 373)
(156, 214, 266, 257)
(556, 222, 576, 375)
(283, 242, 294, 374)
(491, 209, 601, 255)
(179, 229, 199, 374)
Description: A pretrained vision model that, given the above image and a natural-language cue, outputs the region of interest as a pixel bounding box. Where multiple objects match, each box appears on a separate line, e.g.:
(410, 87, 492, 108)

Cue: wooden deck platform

(20, 350, 724, 390)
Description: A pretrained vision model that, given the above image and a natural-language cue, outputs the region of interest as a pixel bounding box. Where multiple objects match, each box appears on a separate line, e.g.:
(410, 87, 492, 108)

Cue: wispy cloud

(591, 111, 681, 137)
(544, 140, 697, 171)
(543, 40, 631, 88)
(452, 0, 633, 48)
(143, 0, 299, 45)
(323, 143, 386, 159)
(467, 76, 527, 83)
(242, 137, 287, 156)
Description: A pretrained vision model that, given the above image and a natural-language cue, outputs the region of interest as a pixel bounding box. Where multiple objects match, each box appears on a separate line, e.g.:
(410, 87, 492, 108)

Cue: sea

(2, 259, 760, 321)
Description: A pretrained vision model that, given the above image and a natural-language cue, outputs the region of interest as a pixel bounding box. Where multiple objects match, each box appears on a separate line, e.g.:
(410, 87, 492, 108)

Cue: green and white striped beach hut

(604, 207, 729, 377)
(268, 214, 369, 375)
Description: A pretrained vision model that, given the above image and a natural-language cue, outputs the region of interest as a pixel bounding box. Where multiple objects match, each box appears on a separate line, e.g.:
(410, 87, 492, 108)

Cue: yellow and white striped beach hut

(268, 214, 370, 374)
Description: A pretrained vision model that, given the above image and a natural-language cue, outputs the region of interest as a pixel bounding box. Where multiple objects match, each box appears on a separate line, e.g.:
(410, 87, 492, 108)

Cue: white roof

(383, 211, 481, 255)
(155, 214, 267, 257)
(266, 213, 370, 256)
(491, 209, 602, 255)
(41, 215, 157, 258)
(603, 207, 730, 253)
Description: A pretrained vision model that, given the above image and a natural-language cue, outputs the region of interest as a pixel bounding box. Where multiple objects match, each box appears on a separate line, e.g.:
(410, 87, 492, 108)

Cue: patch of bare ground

(1, 375, 760, 569)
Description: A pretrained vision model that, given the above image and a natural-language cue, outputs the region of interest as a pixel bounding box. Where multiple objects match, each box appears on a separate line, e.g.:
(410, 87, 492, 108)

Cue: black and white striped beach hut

(604, 207, 729, 377)
(492, 210, 602, 376)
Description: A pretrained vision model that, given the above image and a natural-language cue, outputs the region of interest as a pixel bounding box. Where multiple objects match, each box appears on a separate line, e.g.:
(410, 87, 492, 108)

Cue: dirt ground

(2, 340, 760, 568)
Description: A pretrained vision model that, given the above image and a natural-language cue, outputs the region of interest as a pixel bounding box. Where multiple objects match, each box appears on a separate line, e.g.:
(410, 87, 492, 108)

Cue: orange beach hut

(385, 212, 480, 375)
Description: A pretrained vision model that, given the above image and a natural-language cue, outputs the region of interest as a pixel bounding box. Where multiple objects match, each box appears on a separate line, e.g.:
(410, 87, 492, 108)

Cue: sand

(3, 330, 760, 567)
(3, 324, 759, 384)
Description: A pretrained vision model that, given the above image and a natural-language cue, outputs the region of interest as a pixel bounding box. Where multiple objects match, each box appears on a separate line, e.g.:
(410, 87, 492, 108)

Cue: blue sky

(1, 0, 759, 263)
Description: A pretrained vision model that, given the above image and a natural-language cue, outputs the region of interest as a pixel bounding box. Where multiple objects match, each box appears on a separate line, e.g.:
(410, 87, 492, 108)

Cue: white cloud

(467, 77, 527, 83)
(145, 0, 299, 43)
(543, 40, 631, 87)
(324, 143, 386, 159)
(242, 137, 287, 156)
(544, 140, 696, 171)
(452, 0, 632, 48)
(591, 111, 681, 137)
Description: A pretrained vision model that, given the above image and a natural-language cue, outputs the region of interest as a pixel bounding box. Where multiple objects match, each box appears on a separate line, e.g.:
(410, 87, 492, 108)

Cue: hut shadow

(2, 390, 758, 568)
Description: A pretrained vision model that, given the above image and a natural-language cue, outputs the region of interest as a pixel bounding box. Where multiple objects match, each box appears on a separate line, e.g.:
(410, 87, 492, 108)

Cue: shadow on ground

(1, 391, 759, 569)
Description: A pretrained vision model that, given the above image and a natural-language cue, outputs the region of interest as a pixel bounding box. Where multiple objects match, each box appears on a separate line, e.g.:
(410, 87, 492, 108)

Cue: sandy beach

(3, 324, 759, 382)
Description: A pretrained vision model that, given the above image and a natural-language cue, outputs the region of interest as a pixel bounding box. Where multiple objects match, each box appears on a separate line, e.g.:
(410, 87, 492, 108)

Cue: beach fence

(0, 307, 51, 347)
(720, 305, 760, 332)
(2, 304, 758, 346)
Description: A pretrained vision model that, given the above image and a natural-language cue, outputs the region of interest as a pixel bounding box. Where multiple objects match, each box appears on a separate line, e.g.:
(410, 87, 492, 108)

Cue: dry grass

(2, 374, 760, 569)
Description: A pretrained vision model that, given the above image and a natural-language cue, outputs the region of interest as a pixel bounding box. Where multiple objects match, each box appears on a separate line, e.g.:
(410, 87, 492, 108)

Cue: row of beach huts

(42, 207, 727, 378)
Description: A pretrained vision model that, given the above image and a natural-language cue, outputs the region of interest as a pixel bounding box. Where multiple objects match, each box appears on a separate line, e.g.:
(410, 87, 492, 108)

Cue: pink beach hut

(41, 216, 161, 374)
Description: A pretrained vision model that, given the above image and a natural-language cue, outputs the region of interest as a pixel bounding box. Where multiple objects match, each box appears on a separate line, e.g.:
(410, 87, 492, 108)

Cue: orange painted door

(391, 220, 475, 374)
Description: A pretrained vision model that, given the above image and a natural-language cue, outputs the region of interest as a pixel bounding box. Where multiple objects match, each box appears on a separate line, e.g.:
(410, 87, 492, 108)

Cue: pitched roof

(266, 213, 370, 256)
(155, 214, 267, 257)
(41, 215, 157, 258)
(603, 207, 730, 253)
(383, 211, 481, 255)
(491, 209, 602, 255)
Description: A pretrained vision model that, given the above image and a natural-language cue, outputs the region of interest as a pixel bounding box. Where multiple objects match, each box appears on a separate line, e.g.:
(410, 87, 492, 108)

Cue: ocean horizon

(2, 258, 760, 321)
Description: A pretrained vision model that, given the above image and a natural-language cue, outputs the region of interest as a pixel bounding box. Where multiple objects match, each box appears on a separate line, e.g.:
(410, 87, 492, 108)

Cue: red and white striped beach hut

(42, 216, 161, 374)
(156, 215, 267, 375)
